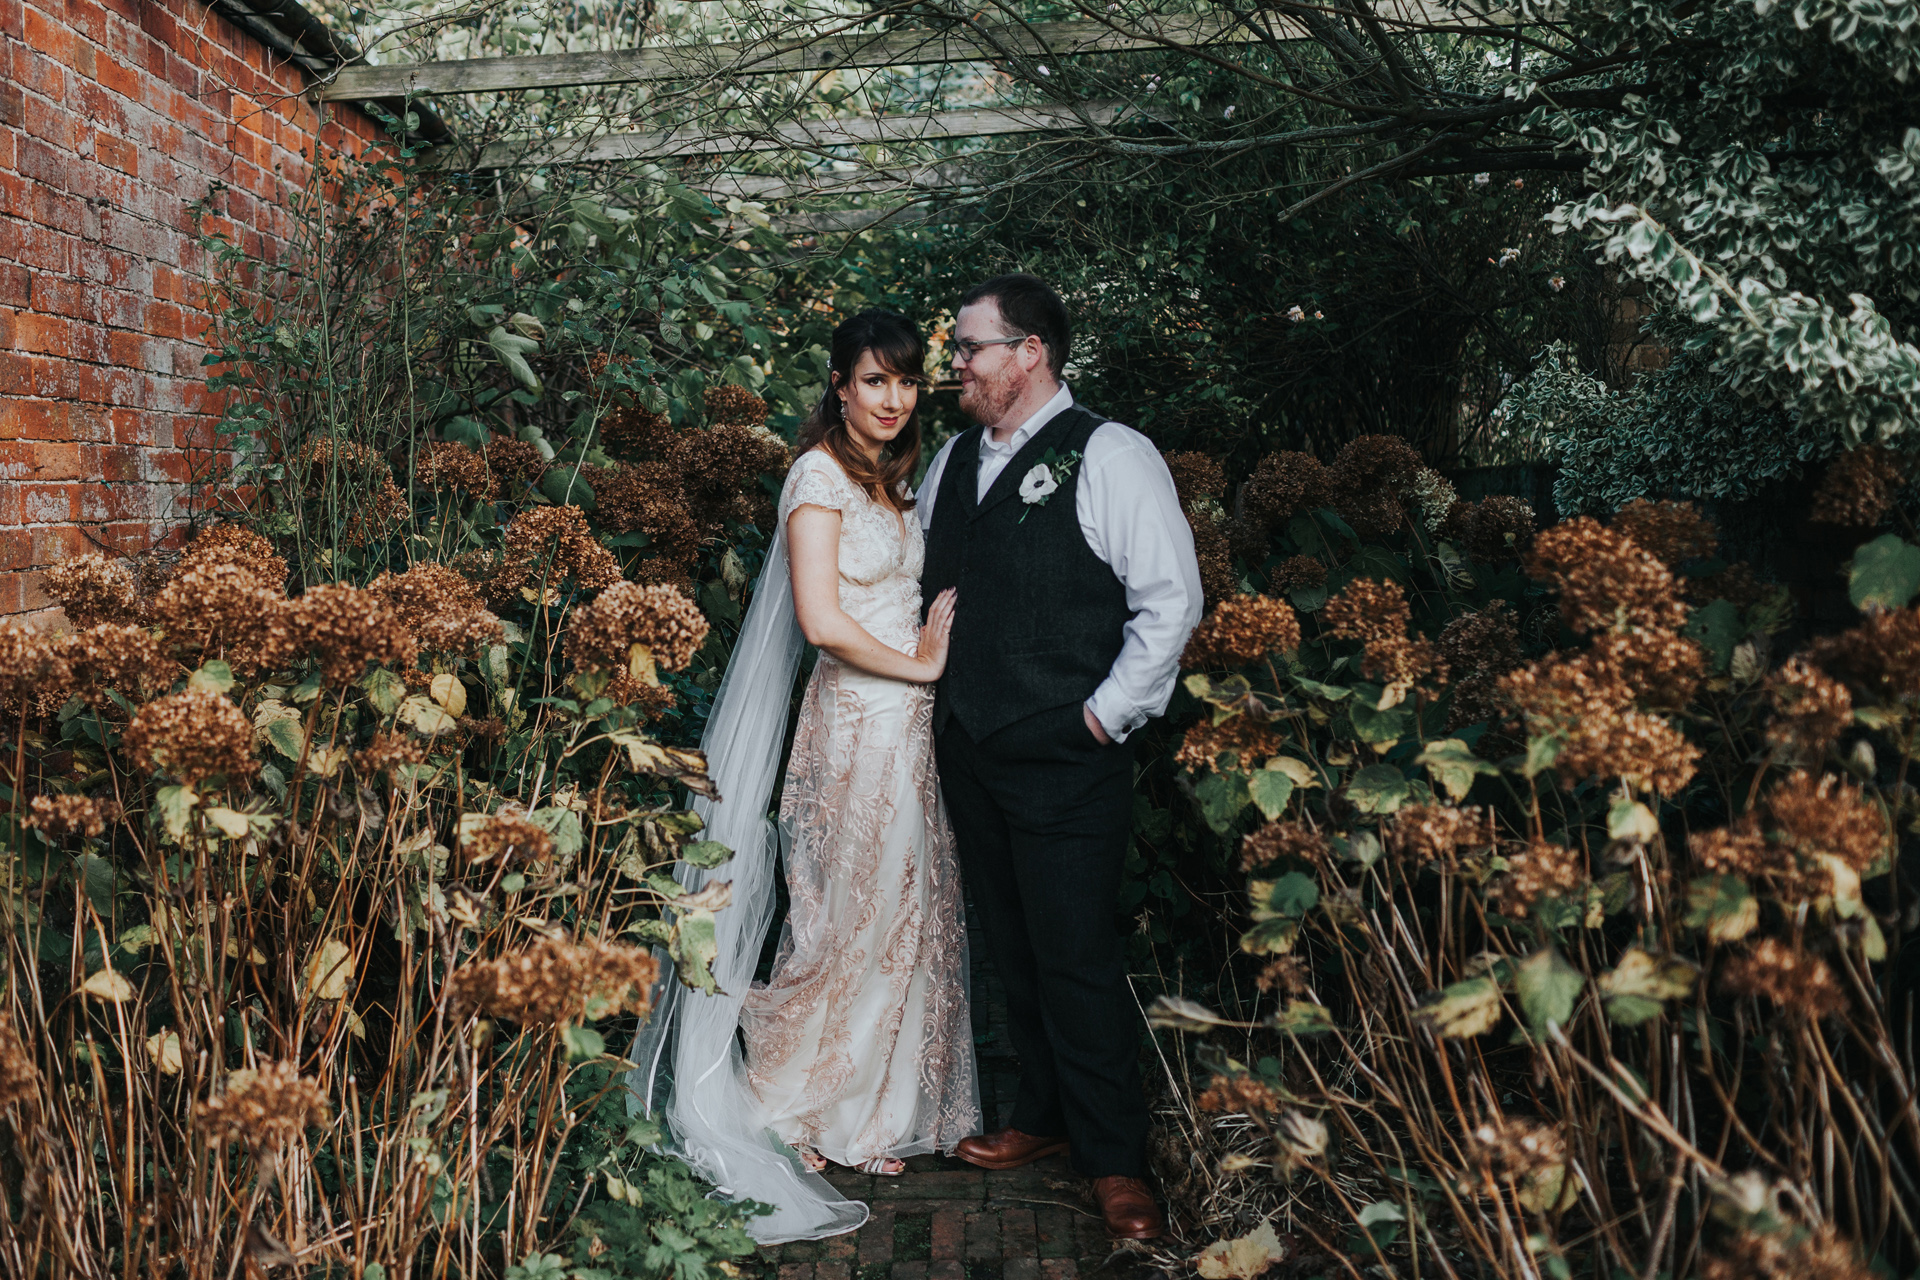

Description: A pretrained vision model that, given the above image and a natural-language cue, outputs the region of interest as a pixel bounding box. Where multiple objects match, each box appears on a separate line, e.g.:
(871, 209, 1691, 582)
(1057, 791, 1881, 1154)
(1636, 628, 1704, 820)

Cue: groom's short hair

(960, 273, 1070, 377)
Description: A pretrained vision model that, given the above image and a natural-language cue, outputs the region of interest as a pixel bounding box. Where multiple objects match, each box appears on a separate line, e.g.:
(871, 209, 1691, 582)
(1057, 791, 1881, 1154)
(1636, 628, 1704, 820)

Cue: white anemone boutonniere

(1017, 448, 1082, 523)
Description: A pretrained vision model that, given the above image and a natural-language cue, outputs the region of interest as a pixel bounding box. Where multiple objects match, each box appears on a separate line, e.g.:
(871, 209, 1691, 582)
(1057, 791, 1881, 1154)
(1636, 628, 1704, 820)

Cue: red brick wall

(0, 0, 378, 617)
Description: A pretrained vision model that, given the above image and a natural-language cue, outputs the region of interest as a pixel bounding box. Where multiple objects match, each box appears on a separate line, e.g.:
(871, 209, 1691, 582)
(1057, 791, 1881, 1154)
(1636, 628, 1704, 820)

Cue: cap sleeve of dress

(779, 450, 851, 523)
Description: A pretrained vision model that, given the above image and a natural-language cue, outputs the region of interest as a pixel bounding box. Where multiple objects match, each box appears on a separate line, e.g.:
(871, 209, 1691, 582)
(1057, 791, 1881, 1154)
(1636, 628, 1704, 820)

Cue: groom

(919, 274, 1202, 1240)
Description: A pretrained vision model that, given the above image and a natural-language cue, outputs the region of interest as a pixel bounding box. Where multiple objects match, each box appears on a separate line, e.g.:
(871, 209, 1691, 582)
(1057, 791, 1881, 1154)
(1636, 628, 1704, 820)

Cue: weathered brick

(777, 1263, 814, 1280)
(858, 1205, 898, 1266)
(997, 1209, 1037, 1259)
(930, 1209, 966, 1261)
(964, 1211, 1000, 1261)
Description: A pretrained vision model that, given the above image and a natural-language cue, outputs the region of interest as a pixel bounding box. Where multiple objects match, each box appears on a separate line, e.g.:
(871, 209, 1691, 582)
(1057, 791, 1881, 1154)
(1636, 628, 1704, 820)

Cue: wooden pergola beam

(320, 6, 1504, 101)
(465, 101, 1135, 167)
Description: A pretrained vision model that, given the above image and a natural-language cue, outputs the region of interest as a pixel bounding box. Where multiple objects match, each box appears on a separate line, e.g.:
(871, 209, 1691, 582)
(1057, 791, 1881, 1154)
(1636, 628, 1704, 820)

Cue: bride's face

(836, 350, 920, 457)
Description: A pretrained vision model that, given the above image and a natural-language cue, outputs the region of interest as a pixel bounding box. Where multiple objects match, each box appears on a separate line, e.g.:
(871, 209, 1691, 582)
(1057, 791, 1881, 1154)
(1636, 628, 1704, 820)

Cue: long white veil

(626, 525, 870, 1243)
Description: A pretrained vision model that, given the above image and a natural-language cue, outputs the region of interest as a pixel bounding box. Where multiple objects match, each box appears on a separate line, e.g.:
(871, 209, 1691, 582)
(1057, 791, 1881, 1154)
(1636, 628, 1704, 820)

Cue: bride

(630, 310, 980, 1241)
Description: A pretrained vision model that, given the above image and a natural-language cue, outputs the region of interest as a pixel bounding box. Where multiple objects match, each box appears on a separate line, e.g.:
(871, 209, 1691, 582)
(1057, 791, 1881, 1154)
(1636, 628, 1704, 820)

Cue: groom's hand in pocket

(1083, 704, 1113, 745)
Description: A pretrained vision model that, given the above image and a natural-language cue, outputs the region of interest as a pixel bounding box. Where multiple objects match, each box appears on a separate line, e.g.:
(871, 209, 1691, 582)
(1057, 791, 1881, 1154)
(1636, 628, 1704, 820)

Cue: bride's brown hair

(795, 310, 927, 513)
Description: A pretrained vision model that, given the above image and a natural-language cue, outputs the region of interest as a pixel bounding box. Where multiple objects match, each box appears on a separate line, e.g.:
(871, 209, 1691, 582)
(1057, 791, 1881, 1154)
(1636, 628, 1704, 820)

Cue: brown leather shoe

(953, 1127, 1069, 1170)
(1093, 1176, 1165, 1240)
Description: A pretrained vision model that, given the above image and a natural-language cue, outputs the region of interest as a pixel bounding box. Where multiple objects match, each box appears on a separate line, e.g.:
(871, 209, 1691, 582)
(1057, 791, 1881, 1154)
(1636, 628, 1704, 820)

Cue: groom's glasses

(951, 334, 1029, 363)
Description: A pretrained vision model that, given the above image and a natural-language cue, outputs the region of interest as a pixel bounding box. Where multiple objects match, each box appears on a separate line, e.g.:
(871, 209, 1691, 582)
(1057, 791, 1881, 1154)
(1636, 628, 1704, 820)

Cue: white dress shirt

(918, 384, 1204, 742)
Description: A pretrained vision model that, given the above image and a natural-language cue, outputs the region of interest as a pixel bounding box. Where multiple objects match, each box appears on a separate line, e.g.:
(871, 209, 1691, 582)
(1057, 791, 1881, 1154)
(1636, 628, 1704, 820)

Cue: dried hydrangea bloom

(1323, 577, 1412, 647)
(1255, 955, 1308, 994)
(483, 439, 550, 489)
(565, 581, 709, 674)
(493, 505, 623, 600)
(1361, 633, 1447, 701)
(1492, 840, 1585, 916)
(1182, 595, 1301, 668)
(1589, 627, 1706, 710)
(45, 554, 142, 628)
(1439, 603, 1522, 728)
(1689, 821, 1770, 879)
(63, 623, 174, 707)
(600, 404, 674, 457)
(369, 563, 503, 656)
(1528, 517, 1688, 635)
(1239, 821, 1328, 872)
(195, 1061, 328, 1148)
(0, 1016, 41, 1113)
(460, 814, 555, 866)
(704, 383, 770, 427)
(1698, 1222, 1874, 1280)
(0, 623, 73, 721)
(587, 461, 704, 578)
(1329, 435, 1423, 538)
(1243, 451, 1333, 530)
(1190, 515, 1236, 607)
(122, 688, 258, 786)
(301, 442, 410, 547)
(1273, 555, 1328, 591)
(1810, 444, 1906, 527)
(1161, 451, 1226, 508)
(1506, 653, 1701, 795)
(26, 794, 122, 840)
(355, 731, 426, 782)
(1719, 937, 1848, 1019)
(1195, 1074, 1283, 1115)
(414, 441, 497, 500)
(179, 524, 288, 592)
(1384, 804, 1490, 865)
(1610, 498, 1717, 567)
(1443, 495, 1536, 563)
(1175, 714, 1282, 775)
(1766, 658, 1852, 756)
(680, 420, 793, 533)
(1764, 769, 1886, 876)
(149, 559, 292, 675)
(606, 670, 679, 722)
(1807, 606, 1920, 701)
(285, 584, 418, 685)
(1464, 1116, 1566, 1179)
(1687, 560, 1772, 609)
(445, 936, 659, 1026)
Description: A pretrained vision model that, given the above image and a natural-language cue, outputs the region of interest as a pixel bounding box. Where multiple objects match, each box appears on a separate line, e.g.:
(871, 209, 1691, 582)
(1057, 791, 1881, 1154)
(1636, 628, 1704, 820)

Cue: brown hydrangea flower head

(61, 623, 174, 707)
(1195, 1074, 1283, 1115)
(1766, 659, 1852, 756)
(195, 1061, 328, 1148)
(1176, 713, 1282, 775)
(285, 584, 417, 685)
(1385, 804, 1490, 865)
(1810, 445, 1906, 527)
(484, 439, 551, 490)
(122, 688, 258, 786)
(1439, 603, 1523, 727)
(1502, 651, 1701, 796)
(0, 1017, 42, 1113)
(1719, 938, 1848, 1019)
(587, 460, 704, 583)
(1188, 513, 1236, 607)
(461, 814, 555, 866)
(1323, 577, 1411, 646)
(179, 524, 288, 592)
(1807, 607, 1920, 701)
(1688, 561, 1772, 609)
(606, 670, 679, 722)
(149, 559, 291, 675)
(704, 383, 770, 427)
(1611, 499, 1718, 567)
(1589, 627, 1706, 710)
(1183, 595, 1301, 668)
(369, 563, 503, 655)
(446, 936, 659, 1026)
(1764, 769, 1886, 877)
(1161, 451, 1226, 508)
(600, 405, 674, 458)
(0, 622, 73, 717)
(1690, 818, 1771, 879)
(1492, 840, 1585, 916)
(414, 441, 497, 500)
(26, 793, 122, 840)
(1329, 435, 1423, 538)
(1273, 555, 1328, 591)
(1464, 1117, 1566, 1179)
(1240, 821, 1328, 872)
(1243, 452, 1333, 531)
(302, 440, 408, 546)
(566, 581, 710, 674)
(45, 554, 142, 628)
(1256, 955, 1309, 995)
(1528, 517, 1688, 634)
(1699, 1222, 1874, 1280)
(356, 731, 426, 782)
(494, 505, 623, 599)
(1444, 495, 1538, 563)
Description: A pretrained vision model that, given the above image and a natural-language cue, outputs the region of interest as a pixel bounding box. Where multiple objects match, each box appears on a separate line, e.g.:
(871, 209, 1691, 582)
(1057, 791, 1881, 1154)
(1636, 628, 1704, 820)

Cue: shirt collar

(981, 383, 1073, 456)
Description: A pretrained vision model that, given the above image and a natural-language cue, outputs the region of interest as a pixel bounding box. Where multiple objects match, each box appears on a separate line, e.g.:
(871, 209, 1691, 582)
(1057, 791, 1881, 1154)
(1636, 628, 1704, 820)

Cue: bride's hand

(915, 589, 957, 681)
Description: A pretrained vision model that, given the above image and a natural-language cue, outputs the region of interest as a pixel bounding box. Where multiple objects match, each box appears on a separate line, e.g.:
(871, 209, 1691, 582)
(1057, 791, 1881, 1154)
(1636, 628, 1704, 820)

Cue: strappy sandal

(855, 1157, 907, 1176)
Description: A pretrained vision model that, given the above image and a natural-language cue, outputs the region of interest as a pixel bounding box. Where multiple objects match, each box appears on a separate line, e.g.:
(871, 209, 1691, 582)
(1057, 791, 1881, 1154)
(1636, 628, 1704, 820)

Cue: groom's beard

(959, 370, 1021, 426)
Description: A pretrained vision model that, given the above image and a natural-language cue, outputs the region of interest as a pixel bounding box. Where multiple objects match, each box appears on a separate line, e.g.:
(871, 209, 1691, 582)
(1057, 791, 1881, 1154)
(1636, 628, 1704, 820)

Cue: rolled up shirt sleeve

(1078, 425, 1205, 742)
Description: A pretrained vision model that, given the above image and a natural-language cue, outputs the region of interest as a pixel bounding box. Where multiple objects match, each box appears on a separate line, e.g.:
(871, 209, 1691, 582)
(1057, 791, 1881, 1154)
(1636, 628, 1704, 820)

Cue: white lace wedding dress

(740, 448, 980, 1167)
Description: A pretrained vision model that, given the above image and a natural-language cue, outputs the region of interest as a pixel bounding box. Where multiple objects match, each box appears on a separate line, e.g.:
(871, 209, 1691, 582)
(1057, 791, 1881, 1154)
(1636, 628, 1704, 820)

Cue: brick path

(754, 910, 1158, 1280)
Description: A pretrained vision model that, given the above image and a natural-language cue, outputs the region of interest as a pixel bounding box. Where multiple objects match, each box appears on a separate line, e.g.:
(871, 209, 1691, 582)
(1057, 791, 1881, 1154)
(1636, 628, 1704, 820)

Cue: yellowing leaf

(205, 807, 252, 839)
(399, 695, 459, 736)
(1195, 1219, 1290, 1279)
(429, 673, 468, 718)
(1263, 755, 1320, 788)
(1419, 977, 1502, 1039)
(305, 938, 353, 1001)
(81, 967, 135, 1003)
(627, 642, 660, 687)
(146, 1030, 183, 1075)
(305, 745, 350, 778)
